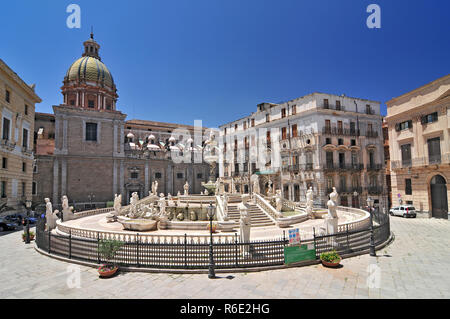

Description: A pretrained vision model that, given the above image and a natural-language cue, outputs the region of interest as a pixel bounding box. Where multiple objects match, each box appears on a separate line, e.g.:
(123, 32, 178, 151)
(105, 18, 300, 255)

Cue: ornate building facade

(32, 35, 211, 210)
(386, 74, 450, 219)
(0, 59, 41, 215)
(219, 93, 387, 210)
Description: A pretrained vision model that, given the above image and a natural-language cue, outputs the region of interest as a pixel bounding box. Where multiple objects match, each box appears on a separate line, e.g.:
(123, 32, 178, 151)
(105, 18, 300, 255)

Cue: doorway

(430, 175, 448, 219)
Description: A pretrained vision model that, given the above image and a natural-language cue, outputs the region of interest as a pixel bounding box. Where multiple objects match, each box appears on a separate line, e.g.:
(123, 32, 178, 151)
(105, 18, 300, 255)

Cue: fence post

(136, 233, 140, 268)
(69, 229, 72, 259)
(48, 229, 51, 254)
(313, 227, 317, 259)
(97, 233, 100, 264)
(235, 233, 238, 267)
(346, 224, 350, 251)
(184, 233, 187, 269)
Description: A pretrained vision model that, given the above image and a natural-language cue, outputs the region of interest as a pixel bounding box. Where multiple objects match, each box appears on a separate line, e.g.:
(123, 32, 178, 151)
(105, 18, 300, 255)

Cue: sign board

(288, 228, 300, 245)
(284, 243, 316, 265)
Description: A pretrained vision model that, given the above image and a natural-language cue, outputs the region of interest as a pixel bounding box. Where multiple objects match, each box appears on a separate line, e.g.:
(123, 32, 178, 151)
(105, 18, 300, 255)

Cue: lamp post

(353, 191, 358, 208)
(367, 196, 376, 256)
(207, 201, 216, 279)
(25, 199, 32, 244)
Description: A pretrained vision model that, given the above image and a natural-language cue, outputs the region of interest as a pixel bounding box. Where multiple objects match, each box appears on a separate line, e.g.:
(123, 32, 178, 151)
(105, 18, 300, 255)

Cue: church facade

(32, 34, 211, 211)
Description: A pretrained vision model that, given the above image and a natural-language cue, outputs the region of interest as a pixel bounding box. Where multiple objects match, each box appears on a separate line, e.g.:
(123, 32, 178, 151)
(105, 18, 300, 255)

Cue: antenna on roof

(90, 26, 94, 39)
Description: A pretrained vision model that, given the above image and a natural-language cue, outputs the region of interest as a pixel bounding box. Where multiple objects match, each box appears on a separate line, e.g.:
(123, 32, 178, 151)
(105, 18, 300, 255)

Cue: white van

(389, 205, 417, 218)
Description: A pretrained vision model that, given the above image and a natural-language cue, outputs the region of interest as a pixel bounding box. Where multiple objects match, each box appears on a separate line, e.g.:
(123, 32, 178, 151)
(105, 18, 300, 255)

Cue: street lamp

(207, 201, 216, 279)
(353, 191, 358, 208)
(367, 196, 376, 256)
(25, 199, 32, 244)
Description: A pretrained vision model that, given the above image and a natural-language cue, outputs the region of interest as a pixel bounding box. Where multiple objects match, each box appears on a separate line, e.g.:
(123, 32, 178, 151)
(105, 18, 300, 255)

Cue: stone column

(113, 160, 117, 196)
(144, 162, 149, 195)
(61, 158, 67, 198)
(167, 164, 173, 195)
(119, 160, 125, 203)
(53, 158, 59, 206)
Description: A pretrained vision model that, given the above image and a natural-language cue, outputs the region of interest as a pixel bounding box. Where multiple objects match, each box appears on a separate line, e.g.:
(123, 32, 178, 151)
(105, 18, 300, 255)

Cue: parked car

(0, 218, 17, 231)
(5, 214, 22, 225)
(27, 217, 38, 224)
(389, 205, 417, 218)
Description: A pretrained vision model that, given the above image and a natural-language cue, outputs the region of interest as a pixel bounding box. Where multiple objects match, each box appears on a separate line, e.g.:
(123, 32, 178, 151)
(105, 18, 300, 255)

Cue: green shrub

(106, 201, 114, 208)
(320, 250, 341, 263)
(98, 239, 123, 265)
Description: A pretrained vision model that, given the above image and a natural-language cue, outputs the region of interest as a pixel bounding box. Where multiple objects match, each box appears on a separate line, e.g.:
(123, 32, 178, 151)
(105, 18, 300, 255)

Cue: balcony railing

(365, 130, 379, 138)
(322, 127, 360, 137)
(366, 186, 383, 195)
(366, 163, 383, 171)
(391, 154, 450, 169)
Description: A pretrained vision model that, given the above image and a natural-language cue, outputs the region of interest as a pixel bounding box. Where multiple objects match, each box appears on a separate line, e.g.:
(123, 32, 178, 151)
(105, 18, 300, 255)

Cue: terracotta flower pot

(207, 224, 217, 233)
(98, 265, 119, 278)
(321, 257, 342, 268)
(22, 234, 35, 242)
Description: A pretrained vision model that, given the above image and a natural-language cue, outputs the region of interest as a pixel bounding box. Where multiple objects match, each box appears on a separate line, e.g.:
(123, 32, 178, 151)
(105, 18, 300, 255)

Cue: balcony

(366, 186, 383, 195)
(366, 130, 379, 138)
(321, 103, 346, 111)
(366, 163, 383, 171)
(428, 154, 441, 164)
(322, 127, 360, 137)
(21, 147, 33, 156)
(324, 162, 335, 171)
(0, 139, 16, 151)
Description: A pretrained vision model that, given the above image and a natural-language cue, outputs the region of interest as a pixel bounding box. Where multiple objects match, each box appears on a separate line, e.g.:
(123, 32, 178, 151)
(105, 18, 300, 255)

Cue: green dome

(65, 56, 114, 88)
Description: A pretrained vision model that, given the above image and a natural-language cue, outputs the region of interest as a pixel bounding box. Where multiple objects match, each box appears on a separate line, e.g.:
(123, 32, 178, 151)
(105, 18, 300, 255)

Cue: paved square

(0, 217, 449, 299)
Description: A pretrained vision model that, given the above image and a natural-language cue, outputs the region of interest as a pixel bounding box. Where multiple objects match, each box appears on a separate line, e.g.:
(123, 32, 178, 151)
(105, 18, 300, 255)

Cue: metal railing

(36, 210, 390, 270)
(322, 127, 360, 137)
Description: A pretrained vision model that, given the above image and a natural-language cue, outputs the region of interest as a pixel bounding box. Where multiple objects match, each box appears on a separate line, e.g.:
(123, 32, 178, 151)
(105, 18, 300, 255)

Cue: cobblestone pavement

(0, 217, 449, 299)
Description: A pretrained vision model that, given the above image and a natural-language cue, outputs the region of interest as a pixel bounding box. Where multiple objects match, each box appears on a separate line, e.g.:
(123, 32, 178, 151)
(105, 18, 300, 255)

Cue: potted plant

(206, 221, 217, 233)
(320, 250, 342, 268)
(97, 239, 123, 278)
(22, 231, 35, 241)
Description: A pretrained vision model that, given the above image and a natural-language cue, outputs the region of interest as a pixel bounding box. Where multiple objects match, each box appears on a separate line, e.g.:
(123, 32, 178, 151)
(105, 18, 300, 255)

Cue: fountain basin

(117, 217, 158, 231)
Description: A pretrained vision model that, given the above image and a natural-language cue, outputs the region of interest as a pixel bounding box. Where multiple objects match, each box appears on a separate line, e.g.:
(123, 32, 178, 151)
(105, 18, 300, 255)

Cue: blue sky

(1, 0, 449, 128)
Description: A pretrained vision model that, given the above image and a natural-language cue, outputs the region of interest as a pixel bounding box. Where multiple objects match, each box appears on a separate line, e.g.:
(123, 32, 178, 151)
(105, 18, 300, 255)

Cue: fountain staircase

(226, 204, 275, 227)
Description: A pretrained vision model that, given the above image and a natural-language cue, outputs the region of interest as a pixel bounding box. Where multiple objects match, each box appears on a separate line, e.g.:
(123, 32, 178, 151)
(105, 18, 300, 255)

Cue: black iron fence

(35, 213, 390, 270)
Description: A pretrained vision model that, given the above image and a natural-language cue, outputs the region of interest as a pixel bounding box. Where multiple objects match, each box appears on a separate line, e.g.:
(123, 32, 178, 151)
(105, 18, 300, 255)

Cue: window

(336, 101, 341, 110)
(155, 172, 162, 179)
(266, 114, 270, 122)
(33, 164, 37, 173)
(326, 152, 333, 167)
(281, 127, 287, 140)
(130, 172, 138, 179)
(224, 128, 227, 135)
(405, 179, 412, 195)
(5, 90, 10, 103)
(366, 104, 372, 114)
(251, 119, 255, 127)
(2, 157, 7, 169)
(351, 152, 358, 165)
(427, 137, 441, 164)
(197, 173, 203, 179)
(421, 112, 438, 124)
(339, 153, 345, 168)
(324, 99, 329, 108)
(325, 137, 331, 145)
(22, 162, 26, 172)
(25, 105, 29, 115)
(85, 123, 97, 141)
(338, 138, 343, 145)
(337, 121, 343, 133)
(2, 118, 10, 140)
(325, 119, 331, 129)
(401, 144, 412, 166)
(243, 121, 247, 130)
(223, 142, 227, 153)
(88, 100, 95, 108)
(266, 131, 271, 145)
(234, 163, 239, 173)
(234, 124, 238, 131)
(281, 108, 286, 118)
(292, 124, 298, 137)
(351, 139, 356, 146)
(395, 120, 413, 131)
(1, 181, 6, 198)
(70, 100, 75, 106)
(350, 122, 356, 134)
(106, 103, 111, 110)
(22, 182, 26, 197)
(32, 182, 37, 195)
(176, 173, 183, 179)
(22, 128, 29, 148)
(292, 105, 296, 115)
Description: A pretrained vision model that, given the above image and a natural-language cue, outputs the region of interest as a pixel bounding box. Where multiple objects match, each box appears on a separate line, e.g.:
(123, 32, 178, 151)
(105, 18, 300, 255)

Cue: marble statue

(275, 189, 282, 211)
(267, 179, 273, 196)
(325, 187, 339, 240)
(215, 178, 220, 195)
(177, 212, 185, 221)
(239, 194, 251, 256)
(253, 176, 260, 195)
(113, 194, 122, 216)
(306, 187, 314, 219)
(158, 193, 166, 216)
(45, 198, 58, 231)
(231, 178, 236, 194)
(184, 181, 189, 196)
(61, 195, 74, 222)
(152, 180, 158, 196)
(223, 193, 229, 221)
(190, 210, 197, 221)
(129, 192, 139, 218)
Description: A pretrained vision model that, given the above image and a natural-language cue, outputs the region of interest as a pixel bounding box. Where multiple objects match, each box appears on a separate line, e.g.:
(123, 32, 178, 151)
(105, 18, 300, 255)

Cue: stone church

(32, 34, 212, 210)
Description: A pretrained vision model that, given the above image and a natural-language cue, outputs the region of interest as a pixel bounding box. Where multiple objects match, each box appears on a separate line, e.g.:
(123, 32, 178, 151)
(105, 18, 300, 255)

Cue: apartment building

(219, 92, 386, 209)
(386, 74, 450, 219)
(0, 59, 41, 215)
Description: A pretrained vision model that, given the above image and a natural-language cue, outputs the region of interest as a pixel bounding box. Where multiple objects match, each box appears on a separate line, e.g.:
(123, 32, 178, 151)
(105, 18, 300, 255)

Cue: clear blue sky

(1, 0, 448, 128)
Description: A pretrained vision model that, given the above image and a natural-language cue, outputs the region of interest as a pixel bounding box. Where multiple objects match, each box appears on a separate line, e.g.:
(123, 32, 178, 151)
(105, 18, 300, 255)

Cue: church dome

(65, 56, 114, 88)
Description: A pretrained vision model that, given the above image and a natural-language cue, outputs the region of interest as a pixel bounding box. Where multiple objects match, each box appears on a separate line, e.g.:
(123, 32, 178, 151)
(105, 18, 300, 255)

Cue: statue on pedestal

(267, 179, 273, 196)
(45, 198, 58, 231)
(183, 181, 189, 196)
(275, 189, 283, 212)
(252, 176, 260, 195)
(129, 192, 139, 218)
(151, 180, 158, 196)
(325, 187, 339, 241)
(61, 195, 74, 222)
(306, 187, 314, 219)
(113, 194, 122, 216)
(239, 194, 251, 256)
